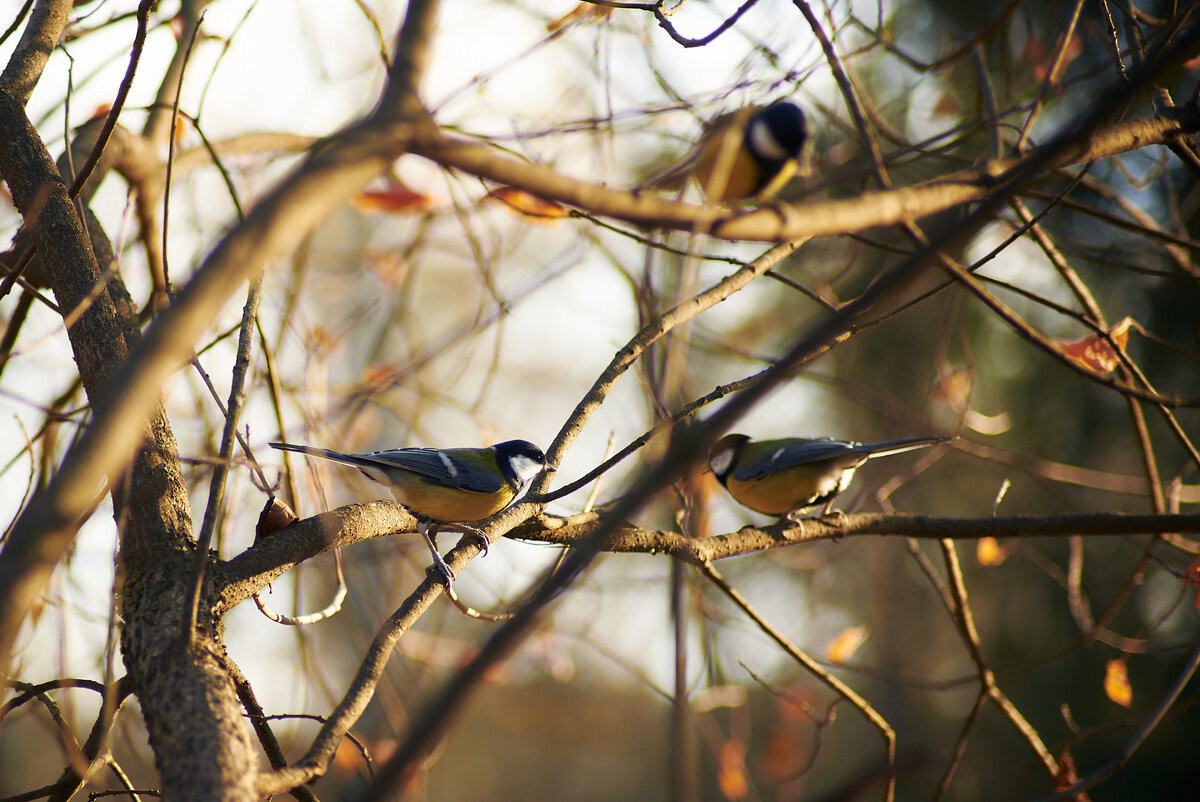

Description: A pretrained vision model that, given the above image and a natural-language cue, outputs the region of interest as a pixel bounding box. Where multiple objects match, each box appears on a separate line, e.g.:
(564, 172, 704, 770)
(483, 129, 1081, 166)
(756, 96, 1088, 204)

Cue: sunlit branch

(412, 112, 1200, 242)
(940, 539, 1059, 778)
(701, 562, 898, 802)
(216, 500, 1200, 611)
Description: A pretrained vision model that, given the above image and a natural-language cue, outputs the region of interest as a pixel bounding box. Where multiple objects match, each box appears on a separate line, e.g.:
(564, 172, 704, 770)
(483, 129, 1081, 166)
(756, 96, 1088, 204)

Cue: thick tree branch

(411, 111, 1200, 242)
(215, 501, 1200, 614)
(0, 86, 192, 660)
(0, 118, 407, 664)
(516, 510, 1200, 563)
(0, 0, 70, 107)
(144, 0, 214, 147)
(0, 75, 249, 801)
(215, 501, 418, 615)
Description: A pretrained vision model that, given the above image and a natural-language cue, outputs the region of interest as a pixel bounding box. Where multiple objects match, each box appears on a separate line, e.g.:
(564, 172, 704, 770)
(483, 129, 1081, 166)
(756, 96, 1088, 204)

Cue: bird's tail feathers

(269, 442, 374, 469)
(860, 436, 951, 459)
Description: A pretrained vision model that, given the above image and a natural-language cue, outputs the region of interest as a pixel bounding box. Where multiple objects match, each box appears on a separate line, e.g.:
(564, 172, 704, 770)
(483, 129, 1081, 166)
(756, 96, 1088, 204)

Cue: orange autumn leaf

(1053, 750, 1091, 801)
(1182, 555, 1200, 589)
(930, 367, 972, 411)
(1024, 36, 1047, 69)
(363, 248, 410, 289)
(352, 182, 435, 214)
(331, 738, 398, 776)
(371, 738, 399, 764)
(1030, 33, 1083, 83)
(716, 739, 749, 800)
(1182, 556, 1200, 611)
(759, 722, 804, 782)
(977, 536, 1010, 566)
(487, 186, 569, 221)
(1056, 317, 1132, 375)
(825, 625, 868, 664)
(760, 688, 820, 781)
(306, 325, 341, 355)
(546, 2, 613, 32)
(1104, 658, 1133, 708)
(171, 112, 193, 146)
(360, 364, 402, 392)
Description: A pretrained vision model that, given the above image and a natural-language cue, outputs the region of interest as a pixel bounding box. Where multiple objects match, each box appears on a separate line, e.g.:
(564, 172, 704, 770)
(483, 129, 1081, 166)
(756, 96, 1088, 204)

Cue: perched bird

(648, 100, 809, 203)
(708, 434, 948, 517)
(271, 439, 548, 581)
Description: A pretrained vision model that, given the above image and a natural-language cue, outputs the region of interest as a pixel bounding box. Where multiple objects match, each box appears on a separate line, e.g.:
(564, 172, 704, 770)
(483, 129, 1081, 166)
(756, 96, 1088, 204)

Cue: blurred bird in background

(645, 100, 809, 203)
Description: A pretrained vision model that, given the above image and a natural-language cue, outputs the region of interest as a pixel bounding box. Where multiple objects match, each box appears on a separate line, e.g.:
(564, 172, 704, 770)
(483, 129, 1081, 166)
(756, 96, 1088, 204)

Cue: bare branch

(413, 112, 1200, 242)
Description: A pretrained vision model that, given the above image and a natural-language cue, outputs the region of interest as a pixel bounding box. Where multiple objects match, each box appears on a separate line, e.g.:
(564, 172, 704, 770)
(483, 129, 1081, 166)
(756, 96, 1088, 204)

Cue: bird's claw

(428, 552, 456, 586)
(820, 508, 849, 528)
(418, 520, 455, 586)
(452, 523, 491, 556)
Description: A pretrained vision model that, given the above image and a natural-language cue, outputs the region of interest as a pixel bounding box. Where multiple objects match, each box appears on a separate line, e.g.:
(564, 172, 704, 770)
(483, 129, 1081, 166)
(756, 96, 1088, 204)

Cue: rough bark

(122, 555, 258, 800)
(0, 83, 255, 798)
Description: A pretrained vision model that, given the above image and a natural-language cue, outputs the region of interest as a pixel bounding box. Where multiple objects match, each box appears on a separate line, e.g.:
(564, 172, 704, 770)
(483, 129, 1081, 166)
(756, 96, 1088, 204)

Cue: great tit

(650, 100, 809, 203)
(708, 434, 948, 517)
(270, 439, 548, 581)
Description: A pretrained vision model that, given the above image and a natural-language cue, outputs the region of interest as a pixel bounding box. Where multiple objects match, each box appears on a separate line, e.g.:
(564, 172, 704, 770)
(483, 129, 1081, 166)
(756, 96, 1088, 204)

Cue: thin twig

(184, 270, 264, 641)
(701, 562, 897, 802)
(1044, 638, 1200, 800)
(939, 539, 1059, 779)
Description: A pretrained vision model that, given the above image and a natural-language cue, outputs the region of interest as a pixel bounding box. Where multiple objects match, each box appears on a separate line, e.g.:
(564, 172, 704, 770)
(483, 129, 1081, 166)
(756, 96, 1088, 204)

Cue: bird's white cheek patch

(508, 454, 542, 485)
(749, 119, 790, 162)
(709, 449, 734, 476)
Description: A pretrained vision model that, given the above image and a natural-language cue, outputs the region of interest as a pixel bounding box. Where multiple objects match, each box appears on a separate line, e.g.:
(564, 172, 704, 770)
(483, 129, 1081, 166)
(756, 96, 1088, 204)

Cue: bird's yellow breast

(387, 474, 515, 522)
(724, 463, 847, 516)
(695, 138, 765, 202)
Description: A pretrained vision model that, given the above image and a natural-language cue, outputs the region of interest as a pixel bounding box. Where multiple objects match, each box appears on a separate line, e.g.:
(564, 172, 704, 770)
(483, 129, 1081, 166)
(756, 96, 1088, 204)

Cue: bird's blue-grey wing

(362, 448, 503, 493)
(732, 439, 858, 480)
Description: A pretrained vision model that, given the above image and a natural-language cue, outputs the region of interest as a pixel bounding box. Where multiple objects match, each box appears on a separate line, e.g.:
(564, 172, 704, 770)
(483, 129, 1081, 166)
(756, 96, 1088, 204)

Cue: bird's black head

(749, 101, 808, 166)
(492, 439, 549, 490)
(708, 433, 751, 484)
